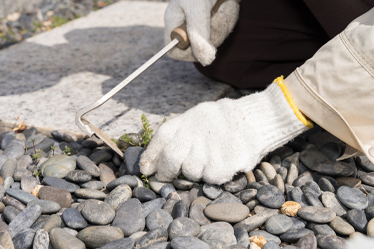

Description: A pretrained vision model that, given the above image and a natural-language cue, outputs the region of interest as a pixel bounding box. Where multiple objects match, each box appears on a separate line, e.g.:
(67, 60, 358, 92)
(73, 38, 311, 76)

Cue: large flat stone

(0, 1, 230, 139)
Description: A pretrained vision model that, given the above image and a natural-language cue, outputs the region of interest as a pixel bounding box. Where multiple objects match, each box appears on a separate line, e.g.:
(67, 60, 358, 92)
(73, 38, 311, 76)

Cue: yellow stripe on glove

(274, 76, 314, 129)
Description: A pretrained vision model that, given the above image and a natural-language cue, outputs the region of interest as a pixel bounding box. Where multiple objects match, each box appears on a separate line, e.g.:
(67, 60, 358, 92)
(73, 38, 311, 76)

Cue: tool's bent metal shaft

(75, 38, 179, 137)
(75, 0, 235, 158)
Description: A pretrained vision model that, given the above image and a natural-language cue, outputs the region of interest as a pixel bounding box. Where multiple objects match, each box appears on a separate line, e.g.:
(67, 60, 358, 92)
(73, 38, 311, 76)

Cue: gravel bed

(0, 123, 373, 248)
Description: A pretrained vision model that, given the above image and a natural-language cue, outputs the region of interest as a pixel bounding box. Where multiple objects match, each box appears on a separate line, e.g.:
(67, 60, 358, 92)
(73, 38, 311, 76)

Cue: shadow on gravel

(0, 26, 221, 115)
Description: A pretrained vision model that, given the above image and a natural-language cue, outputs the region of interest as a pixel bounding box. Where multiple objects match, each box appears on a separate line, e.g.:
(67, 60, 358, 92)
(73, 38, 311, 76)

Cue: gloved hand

(140, 80, 311, 185)
(164, 0, 240, 66)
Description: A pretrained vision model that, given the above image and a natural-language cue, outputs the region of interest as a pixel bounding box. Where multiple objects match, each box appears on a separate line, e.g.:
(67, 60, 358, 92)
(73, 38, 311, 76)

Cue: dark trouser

(194, 0, 332, 89)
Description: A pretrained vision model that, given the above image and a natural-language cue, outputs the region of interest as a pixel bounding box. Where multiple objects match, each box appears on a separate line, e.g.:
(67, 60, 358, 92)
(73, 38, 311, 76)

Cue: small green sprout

(141, 174, 150, 189)
(33, 169, 40, 178)
(32, 21, 42, 29)
(63, 146, 71, 156)
(32, 151, 41, 164)
(51, 16, 69, 28)
(120, 134, 137, 146)
(32, 139, 36, 154)
(141, 114, 153, 146)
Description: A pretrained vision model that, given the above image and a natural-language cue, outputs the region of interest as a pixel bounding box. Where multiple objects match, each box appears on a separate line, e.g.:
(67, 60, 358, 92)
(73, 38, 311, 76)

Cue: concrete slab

(0, 1, 230, 139)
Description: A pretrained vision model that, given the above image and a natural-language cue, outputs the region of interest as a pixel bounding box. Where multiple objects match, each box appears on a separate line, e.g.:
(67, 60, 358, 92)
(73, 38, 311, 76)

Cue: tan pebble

(249, 235, 267, 248)
(31, 185, 44, 197)
(46, 11, 54, 17)
(258, 162, 277, 181)
(245, 171, 256, 183)
(281, 201, 301, 217)
(367, 218, 374, 237)
(0, 177, 4, 185)
(7, 12, 21, 21)
(0, 230, 14, 249)
(250, 242, 262, 249)
(349, 231, 365, 240)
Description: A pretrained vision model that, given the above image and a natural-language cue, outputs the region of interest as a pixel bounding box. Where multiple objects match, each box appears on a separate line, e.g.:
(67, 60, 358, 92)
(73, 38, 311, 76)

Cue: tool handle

(170, 0, 240, 50)
(171, 23, 190, 50)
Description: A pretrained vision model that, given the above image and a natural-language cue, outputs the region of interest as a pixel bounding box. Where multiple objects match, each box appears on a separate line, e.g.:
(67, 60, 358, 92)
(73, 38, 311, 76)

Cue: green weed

(141, 114, 153, 146)
(141, 174, 150, 189)
(51, 16, 69, 28)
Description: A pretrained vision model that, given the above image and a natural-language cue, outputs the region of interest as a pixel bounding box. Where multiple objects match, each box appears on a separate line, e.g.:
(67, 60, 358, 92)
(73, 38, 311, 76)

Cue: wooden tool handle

(171, 23, 190, 50)
(170, 0, 240, 50)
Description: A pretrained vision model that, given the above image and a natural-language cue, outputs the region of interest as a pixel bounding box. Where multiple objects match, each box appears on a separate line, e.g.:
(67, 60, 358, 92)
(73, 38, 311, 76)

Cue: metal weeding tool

(75, 0, 235, 158)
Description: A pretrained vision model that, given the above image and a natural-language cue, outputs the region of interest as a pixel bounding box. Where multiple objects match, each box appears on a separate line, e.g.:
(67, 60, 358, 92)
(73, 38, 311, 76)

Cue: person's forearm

(303, 0, 373, 38)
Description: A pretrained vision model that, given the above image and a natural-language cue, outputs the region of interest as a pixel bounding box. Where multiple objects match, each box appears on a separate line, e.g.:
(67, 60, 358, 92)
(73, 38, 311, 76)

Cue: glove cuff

(234, 77, 312, 161)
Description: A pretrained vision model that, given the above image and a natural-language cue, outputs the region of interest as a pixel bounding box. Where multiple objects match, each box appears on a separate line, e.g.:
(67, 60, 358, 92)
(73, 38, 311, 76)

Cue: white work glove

(140, 81, 311, 185)
(164, 0, 240, 66)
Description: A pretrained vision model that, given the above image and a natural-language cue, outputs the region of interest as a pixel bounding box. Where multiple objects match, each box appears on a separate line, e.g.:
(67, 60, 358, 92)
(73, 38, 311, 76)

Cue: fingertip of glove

(198, 52, 216, 67)
(155, 173, 173, 183)
(201, 46, 216, 66)
(203, 174, 230, 186)
(139, 158, 155, 176)
(203, 166, 243, 185)
(189, 37, 216, 66)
